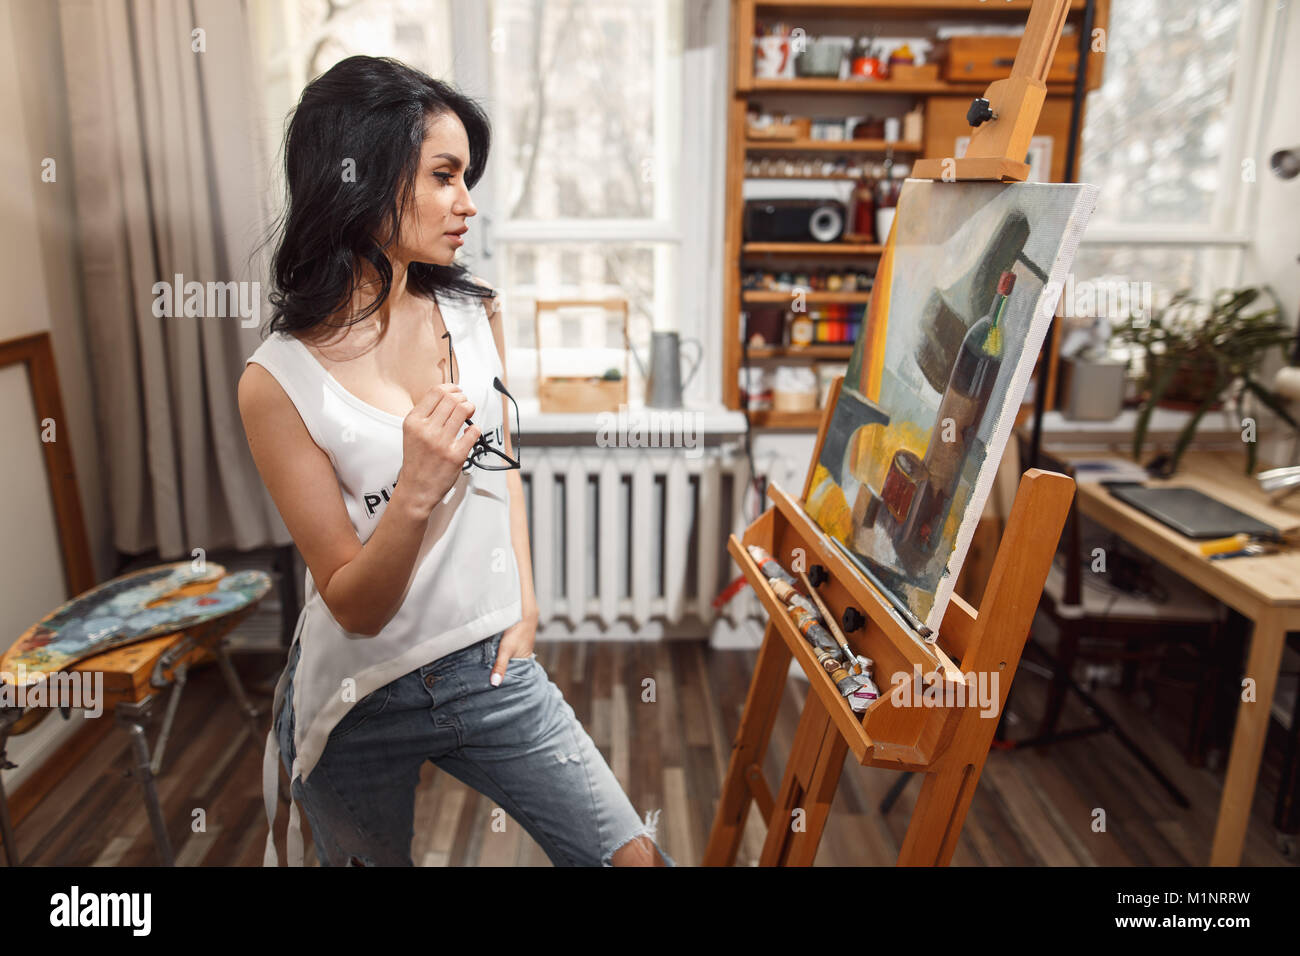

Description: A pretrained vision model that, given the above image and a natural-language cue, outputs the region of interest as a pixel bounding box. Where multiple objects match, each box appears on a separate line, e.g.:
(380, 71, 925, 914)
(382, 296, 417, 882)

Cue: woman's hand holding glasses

(442, 328, 521, 474)
(396, 383, 480, 519)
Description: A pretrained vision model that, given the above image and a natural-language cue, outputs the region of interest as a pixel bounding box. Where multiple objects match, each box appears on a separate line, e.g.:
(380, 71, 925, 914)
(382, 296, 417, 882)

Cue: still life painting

(804, 178, 1099, 638)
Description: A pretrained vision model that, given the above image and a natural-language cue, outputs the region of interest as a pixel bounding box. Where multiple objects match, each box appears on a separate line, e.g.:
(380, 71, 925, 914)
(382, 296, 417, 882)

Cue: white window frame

(1078, 0, 1284, 291)
(451, 0, 728, 408)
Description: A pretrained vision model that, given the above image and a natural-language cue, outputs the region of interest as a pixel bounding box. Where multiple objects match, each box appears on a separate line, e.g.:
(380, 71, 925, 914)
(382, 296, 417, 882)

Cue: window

(1073, 0, 1281, 316)
(1081, 0, 1242, 229)
(489, 0, 675, 221)
(251, 0, 725, 407)
(475, 0, 685, 404)
(252, 0, 456, 166)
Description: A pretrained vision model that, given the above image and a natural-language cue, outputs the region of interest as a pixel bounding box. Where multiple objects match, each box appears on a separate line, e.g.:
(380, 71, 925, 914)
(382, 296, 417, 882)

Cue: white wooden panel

(696, 458, 721, 624)
(663, 454, 689, 624)
(530, 454, 554, 624)
(730, 455, 752, 548)
(598, 457, 621, 627)
(631, 455, 654, 627)
(565, 453, 587, 624)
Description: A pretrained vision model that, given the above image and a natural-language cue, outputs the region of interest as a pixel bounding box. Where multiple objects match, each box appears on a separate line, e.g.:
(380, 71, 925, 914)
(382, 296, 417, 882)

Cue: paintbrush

(796, 569, 870, 671)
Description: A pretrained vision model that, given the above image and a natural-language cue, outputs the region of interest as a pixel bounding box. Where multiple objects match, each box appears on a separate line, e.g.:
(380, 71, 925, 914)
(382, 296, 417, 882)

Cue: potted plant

(1111, 286, 1299, 474)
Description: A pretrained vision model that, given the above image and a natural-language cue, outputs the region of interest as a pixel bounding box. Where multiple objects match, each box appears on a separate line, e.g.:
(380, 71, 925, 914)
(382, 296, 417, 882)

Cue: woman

(239, 55, 672, 867)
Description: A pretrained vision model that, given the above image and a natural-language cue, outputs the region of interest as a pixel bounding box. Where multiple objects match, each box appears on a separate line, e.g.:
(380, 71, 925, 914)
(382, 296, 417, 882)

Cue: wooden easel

(704, 0, 1077, 867)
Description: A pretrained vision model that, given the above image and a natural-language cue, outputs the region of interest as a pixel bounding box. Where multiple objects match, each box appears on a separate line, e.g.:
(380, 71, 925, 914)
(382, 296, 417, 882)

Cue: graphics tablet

(1104, 484, 1278, 540)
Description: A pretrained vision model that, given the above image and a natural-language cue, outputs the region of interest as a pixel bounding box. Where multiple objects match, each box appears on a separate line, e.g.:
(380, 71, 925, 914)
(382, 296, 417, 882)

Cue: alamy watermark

(889, 664, 999, 718)
(49, 885, 150, 935)
(596, 404, 703, 459)
(1050, 274, 1154, 322)
(1, 666, 103, 718)
(152, 274, 260, 328)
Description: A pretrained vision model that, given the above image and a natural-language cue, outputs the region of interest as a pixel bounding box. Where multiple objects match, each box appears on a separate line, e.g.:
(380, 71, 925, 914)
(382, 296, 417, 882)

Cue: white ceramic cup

(754, 37, 794, 79)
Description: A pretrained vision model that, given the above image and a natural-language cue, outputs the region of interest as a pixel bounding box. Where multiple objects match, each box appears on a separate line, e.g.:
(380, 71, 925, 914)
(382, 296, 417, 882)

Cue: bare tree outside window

(1080, 0, 1242, 228)
(488, 0, 683, 402)
(1074, 0, 1246, 305)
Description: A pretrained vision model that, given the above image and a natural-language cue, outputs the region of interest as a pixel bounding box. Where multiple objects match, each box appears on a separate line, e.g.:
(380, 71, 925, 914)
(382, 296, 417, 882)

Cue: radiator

(521, 445, 758, 639)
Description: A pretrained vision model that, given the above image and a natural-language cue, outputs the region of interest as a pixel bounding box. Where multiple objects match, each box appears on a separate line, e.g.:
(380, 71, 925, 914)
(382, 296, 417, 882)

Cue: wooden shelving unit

(743, 242, 883, 254)
(751, 78, 1081, 94)
(746, 138, 923, 152)
(746, 408, 826, 429)
(743, 291, 872, 304)
(723, 0, 1110, 426)
(745, 344, 856, 358)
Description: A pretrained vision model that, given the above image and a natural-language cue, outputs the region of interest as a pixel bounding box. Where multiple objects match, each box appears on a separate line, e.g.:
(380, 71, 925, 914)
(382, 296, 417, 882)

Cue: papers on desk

(1068, 458, 1151, 484)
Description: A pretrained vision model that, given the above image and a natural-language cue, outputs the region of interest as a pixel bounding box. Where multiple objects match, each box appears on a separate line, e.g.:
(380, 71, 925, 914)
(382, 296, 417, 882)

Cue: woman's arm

(238, 363, 441, 637)
(475, 280, 540, 683)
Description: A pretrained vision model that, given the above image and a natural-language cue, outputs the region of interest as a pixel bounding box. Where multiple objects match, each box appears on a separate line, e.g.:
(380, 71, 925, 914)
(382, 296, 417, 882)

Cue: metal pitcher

(626, 330, 702, 408)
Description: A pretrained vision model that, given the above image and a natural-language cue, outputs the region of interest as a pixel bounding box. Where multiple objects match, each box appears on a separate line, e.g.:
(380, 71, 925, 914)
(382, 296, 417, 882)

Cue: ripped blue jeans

(275, 631, 675, 867)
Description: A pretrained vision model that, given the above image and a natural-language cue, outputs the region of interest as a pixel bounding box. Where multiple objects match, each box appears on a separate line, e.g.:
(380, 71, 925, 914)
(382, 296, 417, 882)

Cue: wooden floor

(9, 634, 1296, 866)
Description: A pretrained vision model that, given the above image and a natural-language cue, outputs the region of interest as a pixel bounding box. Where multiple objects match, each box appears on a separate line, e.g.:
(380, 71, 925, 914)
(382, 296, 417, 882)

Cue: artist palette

(3, 562, 272, 685)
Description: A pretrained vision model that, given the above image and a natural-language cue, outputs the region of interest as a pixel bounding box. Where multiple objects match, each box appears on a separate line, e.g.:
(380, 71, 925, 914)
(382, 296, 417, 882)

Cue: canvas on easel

(805, 179, 1098, 638)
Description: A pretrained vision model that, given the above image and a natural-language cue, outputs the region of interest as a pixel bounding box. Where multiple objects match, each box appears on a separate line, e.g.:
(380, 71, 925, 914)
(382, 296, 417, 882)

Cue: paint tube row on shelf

(747, 545, 880, 713)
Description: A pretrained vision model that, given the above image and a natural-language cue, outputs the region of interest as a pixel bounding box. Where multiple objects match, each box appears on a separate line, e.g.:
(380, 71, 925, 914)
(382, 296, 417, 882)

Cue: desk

(1056, 448, 1300, 866)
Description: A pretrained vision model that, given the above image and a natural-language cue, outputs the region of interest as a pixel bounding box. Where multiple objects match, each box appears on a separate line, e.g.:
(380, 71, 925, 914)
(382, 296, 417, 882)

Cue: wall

(1239, 0, 1300, 466)
(1, 0, 108, 794)
(1242, 0, 1300, 330)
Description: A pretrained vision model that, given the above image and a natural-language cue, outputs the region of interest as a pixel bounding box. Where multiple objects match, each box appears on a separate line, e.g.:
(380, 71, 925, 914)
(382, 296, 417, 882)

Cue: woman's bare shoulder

(465, 275, 501, 321)
(238, 359, 303, 432)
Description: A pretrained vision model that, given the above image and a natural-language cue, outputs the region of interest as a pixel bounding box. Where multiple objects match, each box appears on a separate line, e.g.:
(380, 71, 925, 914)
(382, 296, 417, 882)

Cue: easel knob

(841, 606, 866, 634)
(807, 564, 829, 588)
(966, 97, 996, 127)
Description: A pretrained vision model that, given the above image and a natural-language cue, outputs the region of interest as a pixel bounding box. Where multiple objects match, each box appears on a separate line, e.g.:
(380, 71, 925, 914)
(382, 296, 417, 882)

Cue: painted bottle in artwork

(906, 270, 1015, 556)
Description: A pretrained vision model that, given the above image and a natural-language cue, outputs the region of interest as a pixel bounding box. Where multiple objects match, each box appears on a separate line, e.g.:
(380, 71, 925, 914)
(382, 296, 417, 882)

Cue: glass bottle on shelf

(849, 174, 876, 243)
(874, 162, 902, 243)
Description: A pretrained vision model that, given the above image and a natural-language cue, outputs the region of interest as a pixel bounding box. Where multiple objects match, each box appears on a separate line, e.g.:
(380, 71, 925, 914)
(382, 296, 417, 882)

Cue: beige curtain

(58, 0, 288, 559)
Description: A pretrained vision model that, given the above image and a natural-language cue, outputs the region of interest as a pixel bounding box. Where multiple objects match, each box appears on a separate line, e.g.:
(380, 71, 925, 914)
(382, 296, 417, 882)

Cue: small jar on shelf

(772, 366, 819, 412)
(740, 366, 773, 410)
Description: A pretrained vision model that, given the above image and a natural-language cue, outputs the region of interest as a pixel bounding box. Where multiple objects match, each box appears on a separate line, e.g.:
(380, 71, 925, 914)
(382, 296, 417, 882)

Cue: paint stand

(704, 0, 1078, 866)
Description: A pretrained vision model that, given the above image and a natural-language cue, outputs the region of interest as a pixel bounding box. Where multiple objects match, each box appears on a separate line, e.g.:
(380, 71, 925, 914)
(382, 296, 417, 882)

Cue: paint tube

(814, 647, 860, 696)
(848, 682, 878, 713)
(768, 578, 821, 620)
(846, 664, 880, 713)
(746, 545, 796, 586)
(789, 606, 841, 653)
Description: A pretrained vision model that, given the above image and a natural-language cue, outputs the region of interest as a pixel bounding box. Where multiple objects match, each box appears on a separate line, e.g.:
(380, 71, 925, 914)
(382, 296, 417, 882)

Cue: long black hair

(265, 55, 493, 336)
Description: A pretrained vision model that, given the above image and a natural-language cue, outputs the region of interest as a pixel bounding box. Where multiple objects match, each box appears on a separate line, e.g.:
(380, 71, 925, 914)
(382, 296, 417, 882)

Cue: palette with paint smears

(3, 562, 272, 685)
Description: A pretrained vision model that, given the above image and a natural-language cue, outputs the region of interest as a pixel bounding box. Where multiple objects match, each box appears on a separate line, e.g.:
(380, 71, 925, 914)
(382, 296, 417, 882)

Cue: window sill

(1032, 408, 1244, 448)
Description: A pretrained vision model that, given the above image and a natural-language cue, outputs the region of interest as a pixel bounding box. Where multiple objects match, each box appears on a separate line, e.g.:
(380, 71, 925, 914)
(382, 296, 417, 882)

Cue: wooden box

(747, 116, 812, 141)
(944, 35, 1078, 84)
(538, 377, 626, 414)
(534, 298, 630, 414)
(888, 62, 939, 83)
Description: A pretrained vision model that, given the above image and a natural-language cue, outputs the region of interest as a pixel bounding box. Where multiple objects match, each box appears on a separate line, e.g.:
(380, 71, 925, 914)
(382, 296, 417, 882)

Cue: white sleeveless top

(246, 290, 522, 866)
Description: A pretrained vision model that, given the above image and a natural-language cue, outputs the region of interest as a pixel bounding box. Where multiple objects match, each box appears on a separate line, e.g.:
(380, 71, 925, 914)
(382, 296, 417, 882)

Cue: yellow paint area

(860, 230, 895, 402)
(849, 418, 931, 493)
(805, 463, 853, 544)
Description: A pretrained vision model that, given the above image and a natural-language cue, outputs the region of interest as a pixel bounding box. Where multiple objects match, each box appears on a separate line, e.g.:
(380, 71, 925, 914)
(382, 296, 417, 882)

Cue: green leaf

(1244, 378, 1300, 430)
(1170, 375, 1228, 473)
(1133, 358, 1180, 461)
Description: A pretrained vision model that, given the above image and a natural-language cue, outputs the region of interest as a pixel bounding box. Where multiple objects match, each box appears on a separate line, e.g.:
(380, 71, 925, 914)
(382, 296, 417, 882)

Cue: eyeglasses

(444, 330, 522, 473)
